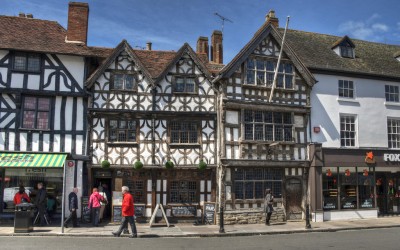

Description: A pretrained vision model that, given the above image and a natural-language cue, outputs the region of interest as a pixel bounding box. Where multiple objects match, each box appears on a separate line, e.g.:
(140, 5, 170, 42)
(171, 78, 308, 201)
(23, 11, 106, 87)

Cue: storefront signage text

(0, 154, 34, 163)
(384, 154, 400, 162)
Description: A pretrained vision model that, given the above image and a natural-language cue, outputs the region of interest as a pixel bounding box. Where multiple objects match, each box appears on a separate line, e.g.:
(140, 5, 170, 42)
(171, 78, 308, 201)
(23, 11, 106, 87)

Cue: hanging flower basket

(134, 160, 143, 170)
(101, 160, 110, 169)
(198, 160, 207, 171)
(165, 160, 174, 169)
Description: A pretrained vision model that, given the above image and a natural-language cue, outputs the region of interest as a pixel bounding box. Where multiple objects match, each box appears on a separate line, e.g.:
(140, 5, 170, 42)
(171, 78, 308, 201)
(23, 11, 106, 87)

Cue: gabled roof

(282, 29, 400, 79)
(154, 43, 213, 84)
(86, 40, 155, 88)
(134, 50, 177, 79)
(215, 22, 316, 86)
(0, 15, 98, 56)
(331, 35, 356, 49)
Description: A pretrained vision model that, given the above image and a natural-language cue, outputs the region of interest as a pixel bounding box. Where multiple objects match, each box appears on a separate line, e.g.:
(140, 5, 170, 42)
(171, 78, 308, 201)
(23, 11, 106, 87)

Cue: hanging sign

(345, 169, 351, 176)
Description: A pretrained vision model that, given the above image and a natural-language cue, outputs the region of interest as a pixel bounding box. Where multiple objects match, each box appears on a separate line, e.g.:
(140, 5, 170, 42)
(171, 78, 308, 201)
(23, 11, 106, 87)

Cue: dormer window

(332, 36, 355, 59)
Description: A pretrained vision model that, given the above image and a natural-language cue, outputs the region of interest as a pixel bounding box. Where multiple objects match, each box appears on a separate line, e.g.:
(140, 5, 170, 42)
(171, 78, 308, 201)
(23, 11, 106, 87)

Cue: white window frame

(338, 80, 355, 99)
(385, 85, 400, 103)
(388, 118, 400, 149)
(340, 114, 357, 148)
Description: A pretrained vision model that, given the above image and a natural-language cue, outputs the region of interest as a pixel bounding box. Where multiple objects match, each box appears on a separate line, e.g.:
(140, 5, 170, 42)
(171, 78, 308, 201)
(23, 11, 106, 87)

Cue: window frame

(340, 114, 357, 147)
(169, 121, 200, 145)
(107, 119, 138, 144)
(385, 85, 400, 103)
(21, 96, 51, 130)
(110, 71, 138, 91)
(243, 110, 293, 142)
(388, 118, 400, 149)
(338, 80, 355, 99)
(340, 45, 354, 58)
(12, 51, 42, 73)
(245, 57, 295, 89)
(169, 180, 198, 203)
(172, 76, 197, 94)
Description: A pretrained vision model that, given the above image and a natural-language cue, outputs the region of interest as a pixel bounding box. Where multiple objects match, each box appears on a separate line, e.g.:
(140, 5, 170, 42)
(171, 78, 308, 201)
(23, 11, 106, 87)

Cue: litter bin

(14, 203, 34, 233)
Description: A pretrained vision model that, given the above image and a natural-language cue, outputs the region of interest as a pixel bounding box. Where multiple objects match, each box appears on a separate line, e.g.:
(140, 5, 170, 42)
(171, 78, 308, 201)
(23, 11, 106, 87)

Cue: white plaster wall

(57, 54, 85, 90)
(311, 74, 400, 148)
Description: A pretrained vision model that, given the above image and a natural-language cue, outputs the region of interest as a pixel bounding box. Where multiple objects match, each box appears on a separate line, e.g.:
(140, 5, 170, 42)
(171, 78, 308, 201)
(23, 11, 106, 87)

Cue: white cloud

(338, 14, 390, 40)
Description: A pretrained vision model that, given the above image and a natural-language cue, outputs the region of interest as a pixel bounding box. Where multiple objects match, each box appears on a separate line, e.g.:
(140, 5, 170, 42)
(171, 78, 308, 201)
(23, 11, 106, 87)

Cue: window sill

(19, 128, 50, 133)
(242, 84, 296, 92)
(11, 69, 41, 74)
(109, 89, 138, 93)
(169, 143, 201, 148)
(337, 97, 359, 103)
(107, 142, 138, 147)
(173, 92, 199, 95)
(384, 101, 400, 107)
(241, 140, 295, 145)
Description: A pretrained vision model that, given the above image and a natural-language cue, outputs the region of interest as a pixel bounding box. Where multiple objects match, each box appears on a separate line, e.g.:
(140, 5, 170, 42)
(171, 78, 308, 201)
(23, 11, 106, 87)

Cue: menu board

(203, 202, 216, 225)
(81, 196, 91, 223)
(135, 205, 145, 217)
(171, 205, 196, 217)
(112, 205, 122, 223)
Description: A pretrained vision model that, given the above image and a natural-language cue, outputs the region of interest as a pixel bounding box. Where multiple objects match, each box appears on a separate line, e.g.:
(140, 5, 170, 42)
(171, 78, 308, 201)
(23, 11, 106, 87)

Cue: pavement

(1, 216, 400, 238)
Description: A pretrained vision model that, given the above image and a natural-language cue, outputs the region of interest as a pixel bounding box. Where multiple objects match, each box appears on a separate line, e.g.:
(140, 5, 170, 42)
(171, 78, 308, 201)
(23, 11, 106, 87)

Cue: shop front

(311, 148, 400, 222)
(0, 152, 68, 219)
(89, 167, 216, 223)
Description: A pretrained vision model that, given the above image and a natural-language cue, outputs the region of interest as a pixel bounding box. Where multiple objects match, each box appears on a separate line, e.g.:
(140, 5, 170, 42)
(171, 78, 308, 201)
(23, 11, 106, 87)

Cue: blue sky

(1, 0, 399, 62)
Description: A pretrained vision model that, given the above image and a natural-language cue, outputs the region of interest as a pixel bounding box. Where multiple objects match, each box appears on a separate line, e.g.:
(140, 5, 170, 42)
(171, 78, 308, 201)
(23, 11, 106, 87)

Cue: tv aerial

(214, 12, 233, 36)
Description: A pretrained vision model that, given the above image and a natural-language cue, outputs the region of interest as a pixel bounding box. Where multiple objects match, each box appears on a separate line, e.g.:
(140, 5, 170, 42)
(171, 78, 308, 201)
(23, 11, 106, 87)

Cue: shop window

(170, 181, 197, 203)
(108, 120, 137, 142)
(234, 168, 282, 200)
(22, 97, 51, 130)
(1, 168, 63, 213)
(340, 167, 357, 209)
(340, 115, 356, 147)
(244, 110, 293, 142)
(387, 118, 400, 149)
(170, 121, 198, 144)
(13, 52, 41, 72)
(322, 168, 338, 210)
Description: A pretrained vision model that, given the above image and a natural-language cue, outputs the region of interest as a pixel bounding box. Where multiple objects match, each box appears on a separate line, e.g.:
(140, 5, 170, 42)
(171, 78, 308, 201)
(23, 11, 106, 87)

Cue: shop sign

(384, 154, 400, 162)
(365, 151, 375, 164)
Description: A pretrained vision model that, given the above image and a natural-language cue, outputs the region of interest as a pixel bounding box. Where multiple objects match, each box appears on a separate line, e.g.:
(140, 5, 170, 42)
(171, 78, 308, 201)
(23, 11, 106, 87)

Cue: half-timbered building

(86, 36, 220, 221)
(213, 11, 316, 224)
(0, 3, 106, 219)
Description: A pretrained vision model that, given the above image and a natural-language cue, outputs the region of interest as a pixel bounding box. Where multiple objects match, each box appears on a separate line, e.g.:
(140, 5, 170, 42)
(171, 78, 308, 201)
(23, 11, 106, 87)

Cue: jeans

(115, 216, 137, 236)
(91, 207, 100, 226)
(64, 209, 77, 227)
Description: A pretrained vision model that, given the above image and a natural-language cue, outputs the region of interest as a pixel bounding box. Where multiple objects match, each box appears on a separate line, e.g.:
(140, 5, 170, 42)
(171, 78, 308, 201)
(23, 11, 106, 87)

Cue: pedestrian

(264, 188, 274, 226)
(35, 182, 47, 226)
(101, 183, 111, 219)
(64, 187, 79, 228)
(98, 186, 108, 223)
(112, 186, 137, 238)
(13, 185, 31, 205)
(88, 187, 104, 227)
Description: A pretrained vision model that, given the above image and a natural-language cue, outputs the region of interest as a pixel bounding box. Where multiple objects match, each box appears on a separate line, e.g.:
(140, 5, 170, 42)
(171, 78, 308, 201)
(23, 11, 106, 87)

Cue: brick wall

(67, 2, 89, 44)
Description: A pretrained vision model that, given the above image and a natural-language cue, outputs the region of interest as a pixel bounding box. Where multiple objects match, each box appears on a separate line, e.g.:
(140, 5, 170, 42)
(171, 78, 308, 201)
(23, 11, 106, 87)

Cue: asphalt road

(1, 227, 399, 250)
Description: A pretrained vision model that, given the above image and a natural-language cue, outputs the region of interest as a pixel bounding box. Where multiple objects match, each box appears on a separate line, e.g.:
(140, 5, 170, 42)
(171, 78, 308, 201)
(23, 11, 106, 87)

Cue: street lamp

(304, 167, 311, 229)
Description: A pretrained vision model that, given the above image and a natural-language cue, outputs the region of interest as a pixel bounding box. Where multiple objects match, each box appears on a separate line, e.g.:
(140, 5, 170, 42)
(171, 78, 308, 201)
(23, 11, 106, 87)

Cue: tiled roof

(134, 50, 177, 79)
(0, 15, 98, 56)
(282, 29, 400, 79)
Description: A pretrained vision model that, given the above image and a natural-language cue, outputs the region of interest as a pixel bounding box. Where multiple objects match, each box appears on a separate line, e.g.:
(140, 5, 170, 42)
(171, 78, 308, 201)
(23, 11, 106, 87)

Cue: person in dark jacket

(64, 187, 79, 228)
(112, 186, 137, 238)
(264, 189, 274, 226)
(35, 182, 47, 226)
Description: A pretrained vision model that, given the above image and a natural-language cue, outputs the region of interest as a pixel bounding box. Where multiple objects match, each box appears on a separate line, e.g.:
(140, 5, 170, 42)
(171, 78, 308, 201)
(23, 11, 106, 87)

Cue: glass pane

(125, 75, 134, 89)
(247, 59, 255, 69)
(36, 112, 49, 130)
(244, 110, 253, 122)
(14, 54, 26, 70)
(277, 75, 284, 88)
(256, 60, 264, 70)
(256, 72, 265, 85)
(119, 120, 126, 129)
(285, 64, 293, 74)
(247, 70, 255, 84)
(38, 98, 50, 111)
(235, 182, 244, 199)
(254, 124, 264, 140)
(114, 75, 123, 89)
(24, 97, 36, 109)
(245, 182, 254, 199)
(23, 111, 35, 128)
(285, 75, 293, 89)
(244, 124, 253, 140)
(186, 82, 195, 93)
(255, 182, 264, 199)
(171, 131, 179, 143)
(283, 126, 292, 141)
(109, 120, 118, 129)
(27, 54, 40, 71)
(266, 61, 274, 71)
(264, 112, 273, 123)
(265, 125, 274, 141)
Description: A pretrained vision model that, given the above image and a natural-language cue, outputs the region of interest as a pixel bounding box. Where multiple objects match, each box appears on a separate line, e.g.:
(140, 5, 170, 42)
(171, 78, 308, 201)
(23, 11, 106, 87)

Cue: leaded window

(244, 110, 293, 142)
(339, 80, 354, 98)
(388, 118, 400, 149)
(246, 58, 294, 89)
(22, 97, 50, 130)
(108, 120, 136, 142)
(340, 115, 356, 147)
(385, 85, 399, 103)
(340, 46, 354, 58)
(13, 52, 41, 72)
(234, 168, 283, 199)
(174, 77, 196, 93)
(170, 121, 198, 144)
(170, 181, 197, 203)
(112, 73, 136, 90)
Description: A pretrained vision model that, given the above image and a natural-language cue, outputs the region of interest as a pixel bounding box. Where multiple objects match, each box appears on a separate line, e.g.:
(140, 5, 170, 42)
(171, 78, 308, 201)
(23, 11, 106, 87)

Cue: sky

(1, 0, 400, 62)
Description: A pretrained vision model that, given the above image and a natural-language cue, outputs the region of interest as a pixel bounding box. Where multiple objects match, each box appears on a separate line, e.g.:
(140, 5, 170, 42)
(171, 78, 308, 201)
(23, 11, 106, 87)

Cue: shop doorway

(94, 178, 112, 221)
(376, 173, 400, 215)
(286, 177, 303, 220)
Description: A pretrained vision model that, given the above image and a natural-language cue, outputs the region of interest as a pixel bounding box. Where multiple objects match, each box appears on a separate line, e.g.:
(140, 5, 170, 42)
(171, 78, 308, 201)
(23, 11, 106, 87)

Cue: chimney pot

(19, 13, 26, 18)
(26, 13, 33, 18)
(211, 30, 223, 64)
(67, 2, 89, 44)
(196, 36, 209, 62)
(266, 9, 279, 27)
(146, 42, 152, 51)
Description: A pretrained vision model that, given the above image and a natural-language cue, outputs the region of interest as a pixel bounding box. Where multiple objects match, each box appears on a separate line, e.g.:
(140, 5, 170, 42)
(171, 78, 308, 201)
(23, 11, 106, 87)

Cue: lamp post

(304, 168, 311, 229)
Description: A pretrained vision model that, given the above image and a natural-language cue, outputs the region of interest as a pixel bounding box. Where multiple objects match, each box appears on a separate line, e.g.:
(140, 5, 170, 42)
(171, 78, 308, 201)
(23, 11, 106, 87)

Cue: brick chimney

(66, 2, 89, 44)
(266, 10, 279, 27)
(26, 13, 33, 18)
(211, 30, 223, 64)
(146, 42, 152, 51)
(196, 36, 209, 61)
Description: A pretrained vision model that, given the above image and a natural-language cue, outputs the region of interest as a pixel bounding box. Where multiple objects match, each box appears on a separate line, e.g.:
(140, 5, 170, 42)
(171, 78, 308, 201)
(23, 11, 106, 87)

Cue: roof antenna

(214, 12, 233, 36)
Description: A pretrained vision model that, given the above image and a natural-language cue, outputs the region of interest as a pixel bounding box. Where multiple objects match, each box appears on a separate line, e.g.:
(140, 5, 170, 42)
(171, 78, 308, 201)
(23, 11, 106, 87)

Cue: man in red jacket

(112, 186, 137, 238)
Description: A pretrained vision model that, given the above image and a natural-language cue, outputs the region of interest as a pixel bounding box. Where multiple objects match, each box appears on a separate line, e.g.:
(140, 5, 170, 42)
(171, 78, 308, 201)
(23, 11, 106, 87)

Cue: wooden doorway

(286, 177, 303, 220)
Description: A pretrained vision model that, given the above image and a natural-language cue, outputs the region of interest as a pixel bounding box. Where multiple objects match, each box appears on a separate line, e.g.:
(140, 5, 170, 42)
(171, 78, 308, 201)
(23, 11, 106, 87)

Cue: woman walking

(264, 189, 274, 226)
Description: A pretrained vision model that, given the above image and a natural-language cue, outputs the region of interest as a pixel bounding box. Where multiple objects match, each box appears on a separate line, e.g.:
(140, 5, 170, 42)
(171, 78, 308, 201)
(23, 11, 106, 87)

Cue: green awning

(0, 153, 67, 168)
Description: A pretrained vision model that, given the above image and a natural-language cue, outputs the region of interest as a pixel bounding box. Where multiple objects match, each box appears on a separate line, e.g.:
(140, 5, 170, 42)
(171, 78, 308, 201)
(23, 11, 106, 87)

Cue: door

(286, 177, 303, 220)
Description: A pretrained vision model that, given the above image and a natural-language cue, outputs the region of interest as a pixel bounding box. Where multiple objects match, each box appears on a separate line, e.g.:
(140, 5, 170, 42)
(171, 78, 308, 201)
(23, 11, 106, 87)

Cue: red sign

(67, 161, 75, 167)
